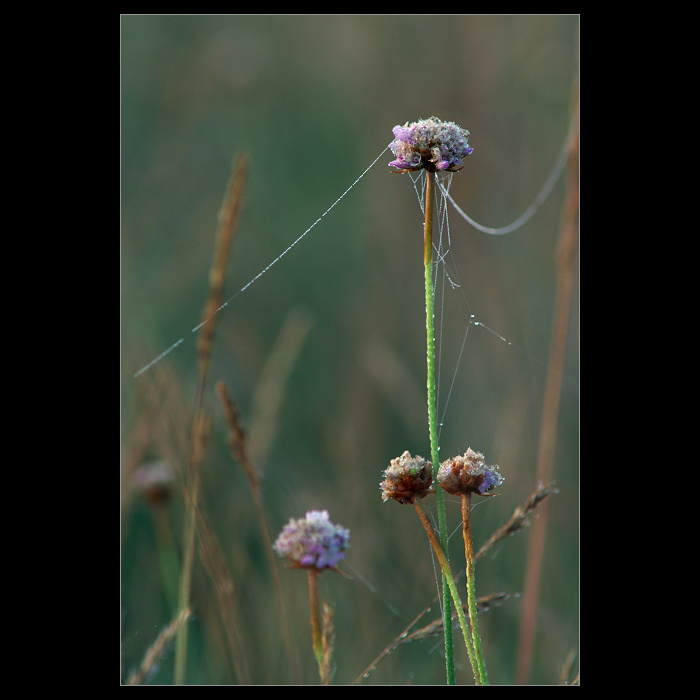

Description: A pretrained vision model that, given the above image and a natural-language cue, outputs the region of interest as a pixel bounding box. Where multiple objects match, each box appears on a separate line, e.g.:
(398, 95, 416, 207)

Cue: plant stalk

(308, 569, 329, 684)
(413, 501, 481, 684)
(423, 170, 455, 684)
(462, 493, 489, 684)
(173, 154, 248, 685)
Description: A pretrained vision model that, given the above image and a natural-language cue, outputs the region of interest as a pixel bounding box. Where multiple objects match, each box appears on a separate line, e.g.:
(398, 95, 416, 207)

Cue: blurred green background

(121, 14, 579, 685)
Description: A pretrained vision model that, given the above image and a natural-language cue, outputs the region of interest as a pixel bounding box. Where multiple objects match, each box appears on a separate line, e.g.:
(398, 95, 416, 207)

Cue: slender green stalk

(423, 170, 455, 684)
(462, 493, 489, 684)
(414, 501, 481, 685)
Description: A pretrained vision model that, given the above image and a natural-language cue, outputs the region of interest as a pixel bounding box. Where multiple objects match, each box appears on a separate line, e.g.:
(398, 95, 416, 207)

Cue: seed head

(437, 448, 504, 496)
(389, 116, 474, 173)
(380, 450, 433, 504)
(273, 510, 350, 571)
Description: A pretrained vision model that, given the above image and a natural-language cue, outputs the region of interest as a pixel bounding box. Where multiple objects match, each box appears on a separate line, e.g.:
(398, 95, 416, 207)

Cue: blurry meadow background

(121, 14, 579, 685)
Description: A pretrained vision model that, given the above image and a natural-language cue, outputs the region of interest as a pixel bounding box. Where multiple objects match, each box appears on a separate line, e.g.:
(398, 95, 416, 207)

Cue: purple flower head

(273, 510, 350, 571)
(437, 448, 504, 497)
(389, 117, 473, 173)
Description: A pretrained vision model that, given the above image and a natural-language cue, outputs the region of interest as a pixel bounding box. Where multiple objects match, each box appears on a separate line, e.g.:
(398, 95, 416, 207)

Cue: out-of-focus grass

(121, 15, 579, 685)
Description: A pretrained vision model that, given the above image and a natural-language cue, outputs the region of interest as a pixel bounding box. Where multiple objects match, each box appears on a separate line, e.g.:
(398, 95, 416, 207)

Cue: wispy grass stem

(216, 380, 301, 683)
(308, 570, 324, 681)
(308, 570, 333, 684)
(515, 75, 579, 684)
(173, 154, 248, 685)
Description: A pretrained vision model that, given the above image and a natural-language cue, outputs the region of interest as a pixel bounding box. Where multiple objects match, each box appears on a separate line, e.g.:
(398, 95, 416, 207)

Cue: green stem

(414, 501, 481, 684)
(423, 170, 455, 684)
(462, 494, 489, 684)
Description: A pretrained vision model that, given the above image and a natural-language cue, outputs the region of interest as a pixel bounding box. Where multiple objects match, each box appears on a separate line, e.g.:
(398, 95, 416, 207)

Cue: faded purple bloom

(478, 469, 502, 495)
(273, 510, 350, 571)
(389, 116, 473, 173)
(392, 124, 413, 142)
(437, 448, 504, 496)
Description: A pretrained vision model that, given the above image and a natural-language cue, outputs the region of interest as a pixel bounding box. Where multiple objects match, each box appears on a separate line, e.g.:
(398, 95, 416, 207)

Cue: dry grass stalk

(354, 590, 518, 684)
(474, 482, 557, 563)
(127, 607, 192, 685)
(213, 307, 312, 684)
(196, 153, 249, 371)
(399, 593, 517, 645)
(174, 153, 248, 684)
(216, 379, 302, 683)
(352, 607, 430, 685)
(247, 307, 313, 469)
(321, 603, 336, 685)
(194, 498, 251, 684)
(515, 74, 579, 684)
(216, 381, 259, 494)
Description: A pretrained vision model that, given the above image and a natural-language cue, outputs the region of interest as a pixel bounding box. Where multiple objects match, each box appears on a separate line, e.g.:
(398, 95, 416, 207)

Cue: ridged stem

(413, 500, 481, 684)
(462, 493, 489, 684)
(423, 170, 455, 684)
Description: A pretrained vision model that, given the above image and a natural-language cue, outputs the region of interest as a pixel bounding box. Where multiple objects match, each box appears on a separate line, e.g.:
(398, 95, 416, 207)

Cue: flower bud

(437, 448, 504, 496)
(380, 450, 433, 504)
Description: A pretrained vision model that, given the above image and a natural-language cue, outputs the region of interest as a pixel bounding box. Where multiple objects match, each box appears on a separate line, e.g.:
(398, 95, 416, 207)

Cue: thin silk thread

(133, 145, 391, 379)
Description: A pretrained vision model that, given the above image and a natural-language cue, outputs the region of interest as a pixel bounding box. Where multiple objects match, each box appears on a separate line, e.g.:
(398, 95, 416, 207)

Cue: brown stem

(461, 493, 474, 564)
(308, 569, 329, 684)
(462, 493, 488, 684)
(515, 71, 579, 685)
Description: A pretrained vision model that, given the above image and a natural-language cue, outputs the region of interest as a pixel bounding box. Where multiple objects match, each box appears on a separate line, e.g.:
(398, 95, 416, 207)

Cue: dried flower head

(437, 448, 504, 496)
(131, 459, 175, 505)
(380, 450, 433, 504)
(389, 116, 474, 173)
(273, 510, 350, 571)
